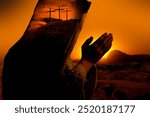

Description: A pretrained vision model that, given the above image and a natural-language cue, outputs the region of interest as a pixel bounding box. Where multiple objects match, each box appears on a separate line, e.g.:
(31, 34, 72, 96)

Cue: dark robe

(2, 0, 96, 100)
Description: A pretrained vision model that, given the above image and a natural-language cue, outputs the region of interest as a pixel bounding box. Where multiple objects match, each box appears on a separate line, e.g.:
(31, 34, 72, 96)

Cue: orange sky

(0, 0, 150, 60)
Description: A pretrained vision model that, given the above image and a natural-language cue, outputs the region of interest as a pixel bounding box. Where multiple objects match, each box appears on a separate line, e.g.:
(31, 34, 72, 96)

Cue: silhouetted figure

(2, 0, 113, 100)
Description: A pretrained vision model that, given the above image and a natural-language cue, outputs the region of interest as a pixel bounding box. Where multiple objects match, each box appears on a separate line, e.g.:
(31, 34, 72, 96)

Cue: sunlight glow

(102, 47, 114, 59)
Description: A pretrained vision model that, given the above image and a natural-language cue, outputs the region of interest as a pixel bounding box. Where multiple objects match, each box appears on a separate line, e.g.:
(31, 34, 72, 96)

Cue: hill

(100, 50, 150, 65)
(94, 50, 150, 99)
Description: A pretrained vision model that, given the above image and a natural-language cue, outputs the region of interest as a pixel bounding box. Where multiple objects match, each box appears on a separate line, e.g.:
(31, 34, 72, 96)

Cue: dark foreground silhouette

(1, 51, 150, 100)
(2, 21, 81, 99)
(2, 21, 112, 99)
(2, 0, 113, 100)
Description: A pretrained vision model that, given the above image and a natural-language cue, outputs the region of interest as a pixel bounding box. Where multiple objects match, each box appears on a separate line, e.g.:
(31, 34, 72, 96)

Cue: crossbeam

(47, 8, 55, 20)
(54, 6, 64, 19)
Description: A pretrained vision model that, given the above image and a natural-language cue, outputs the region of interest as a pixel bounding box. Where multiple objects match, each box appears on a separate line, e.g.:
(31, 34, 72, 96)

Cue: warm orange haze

(1, 0, 150, 60)
(1, 0, 150, 100)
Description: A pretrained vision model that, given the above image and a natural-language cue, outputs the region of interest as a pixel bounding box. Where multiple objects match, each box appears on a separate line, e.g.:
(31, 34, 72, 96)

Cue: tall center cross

(54, 6, 64, 19)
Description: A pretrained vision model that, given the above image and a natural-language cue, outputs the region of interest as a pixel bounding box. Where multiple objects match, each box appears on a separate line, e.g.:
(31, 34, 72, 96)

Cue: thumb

(82, 36, 93, 48)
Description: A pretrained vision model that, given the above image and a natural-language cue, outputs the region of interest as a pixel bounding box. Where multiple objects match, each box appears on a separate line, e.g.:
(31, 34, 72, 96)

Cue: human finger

(93, 33, 108, 46)
(82, 36, 93, 49)
(100, 33, 113, 50)
(103, 33, 113, 45)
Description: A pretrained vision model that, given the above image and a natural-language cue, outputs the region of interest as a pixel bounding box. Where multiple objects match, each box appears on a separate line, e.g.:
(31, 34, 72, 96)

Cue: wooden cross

(47, 8, 55, 20)
(63, 8, 71, 20)
(54, 6, 64, 19)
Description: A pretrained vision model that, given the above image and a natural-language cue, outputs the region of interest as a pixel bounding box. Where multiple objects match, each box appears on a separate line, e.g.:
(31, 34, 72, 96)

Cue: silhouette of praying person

(2, 0, 113, 99)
